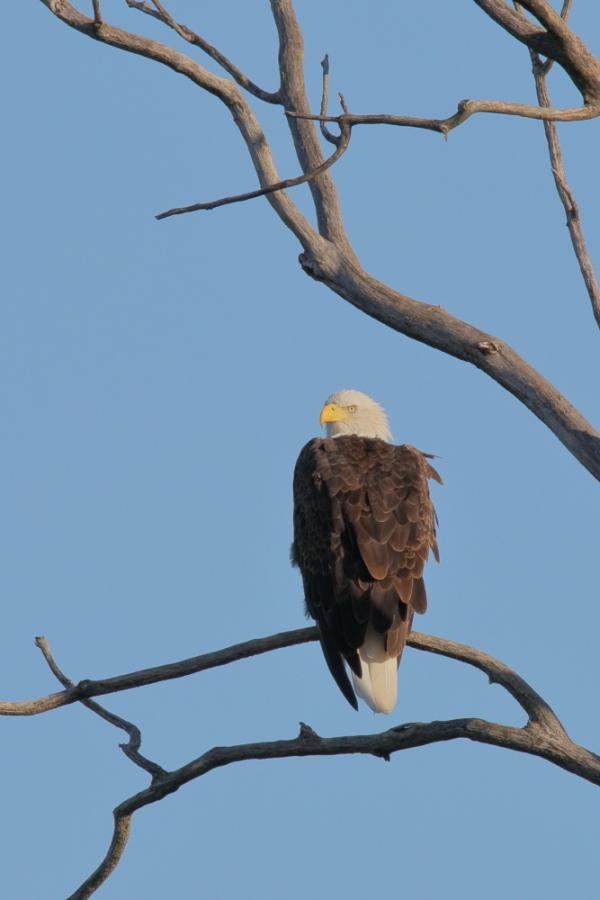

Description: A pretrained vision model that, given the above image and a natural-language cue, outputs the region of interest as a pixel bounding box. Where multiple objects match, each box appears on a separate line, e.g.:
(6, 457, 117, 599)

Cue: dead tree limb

(34, 637, 166, 779)
(16, 627, 594, 898)
(22, 2, 600, 893)
(125, 0, 281, 103)
(155, 119, 351, 219)
(513, 2, 600, 328)
(37, 0, 600, 479)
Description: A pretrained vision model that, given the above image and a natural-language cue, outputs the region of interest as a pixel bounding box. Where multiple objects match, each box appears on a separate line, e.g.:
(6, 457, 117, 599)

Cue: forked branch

(18, 1, 600, 895)
(38, 0, 600, 479)
(14, 626, 597, 898)
(155, 119, 351, 220)
(125, 0, 281, 103)
(287, 96, 599, 134)
(514, 1, 600, 328)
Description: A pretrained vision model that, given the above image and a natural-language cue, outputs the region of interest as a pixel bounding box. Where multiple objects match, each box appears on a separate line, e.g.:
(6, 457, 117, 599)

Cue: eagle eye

(346, 405, 357, 413)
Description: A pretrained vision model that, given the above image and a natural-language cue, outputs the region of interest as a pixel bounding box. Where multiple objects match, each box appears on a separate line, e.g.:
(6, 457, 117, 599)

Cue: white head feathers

(322, 389, 393, 442)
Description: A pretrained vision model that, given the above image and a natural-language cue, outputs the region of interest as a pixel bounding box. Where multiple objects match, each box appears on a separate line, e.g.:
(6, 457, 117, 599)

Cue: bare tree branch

(536, 0, 573, 75)
(19, 3, 600, 895)
(474, 0, 600, 102)
(39, 0, 325, 251)
(35, 637, 167, 780)
(408, 631, 565, 734)
(125, 0, 281, 104)
(62, 627, 600, 897)
(287, 97, 599, 134)
(298, 248, 600, 480)
(91, 0, 101, 25)
(67, 813, 132, 900)
(318, 54, 341, 146)
(270, 0, 359, 264)
(14, 623, 589, 897)
(0, 626, 320, 716)
(0, 626, 574, 742)
(511, 3, 600, 328)
(155, 119, 350, 219)
(37, 0, 600, 481)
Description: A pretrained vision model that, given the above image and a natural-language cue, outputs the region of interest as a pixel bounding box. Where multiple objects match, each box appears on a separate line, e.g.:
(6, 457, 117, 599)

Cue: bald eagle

(292, 390, 441, 713)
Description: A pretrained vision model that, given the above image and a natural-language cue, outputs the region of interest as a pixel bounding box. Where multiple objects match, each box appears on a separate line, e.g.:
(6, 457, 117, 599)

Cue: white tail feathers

(351, 629, 398, 714)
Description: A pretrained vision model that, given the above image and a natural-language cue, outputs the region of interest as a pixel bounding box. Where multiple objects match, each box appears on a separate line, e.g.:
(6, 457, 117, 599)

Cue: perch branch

(0, 626, 575, 738)
(66, 627, 600, 897)
(156, 119, 350, 219)
(125, 0, 281, 103)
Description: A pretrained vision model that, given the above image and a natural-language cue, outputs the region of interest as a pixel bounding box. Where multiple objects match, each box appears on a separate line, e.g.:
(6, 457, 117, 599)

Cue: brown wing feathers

(292, 435, 440, 709)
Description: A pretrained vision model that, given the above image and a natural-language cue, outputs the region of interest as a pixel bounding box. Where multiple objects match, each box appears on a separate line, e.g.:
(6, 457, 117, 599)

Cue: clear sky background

(2, 3, 600, 898)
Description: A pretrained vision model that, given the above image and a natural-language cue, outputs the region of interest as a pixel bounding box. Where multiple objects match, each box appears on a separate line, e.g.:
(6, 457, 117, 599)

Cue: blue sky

(2, 2, 600, 898)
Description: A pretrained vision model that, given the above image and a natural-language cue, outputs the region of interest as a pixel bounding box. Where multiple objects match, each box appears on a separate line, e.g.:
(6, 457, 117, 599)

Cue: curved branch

(156, 120, 350, 219)
(297, 243, 600, 480)
(8, 626, 590, 897)
(35, 637, 166, 779)
(38, 0, 600, 481)
(408, 631, 564, 733)
(287, 97, 600, 136)
(56, 618, 600, 898)
(318, 54, 342, 146)
(474, 0, 600, 102)
(69, 701, 600, 896)
(67, 812, 132, 900)
(38, 0, 322, 252)
(515, 10, 600, 328)
(0, 626, 573, 736)
(125, 0, 281, 104)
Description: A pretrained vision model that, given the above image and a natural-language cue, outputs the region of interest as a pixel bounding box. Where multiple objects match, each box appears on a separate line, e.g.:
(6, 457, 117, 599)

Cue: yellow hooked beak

(319, 402, 350, 426)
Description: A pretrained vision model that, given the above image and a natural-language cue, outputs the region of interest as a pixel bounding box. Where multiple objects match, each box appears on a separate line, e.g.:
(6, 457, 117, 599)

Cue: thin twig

(35, 637, 167, 780)
(126, 0, 281, 103)
(538, 0, 573, 75)
(91, 0, 102, 25)
(39, 0, 319, 250)
(155, 120, 351, 220)
(319, 54, 341, 146)
(531, 68, 600, 329)
(513, 2, 600, 329)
